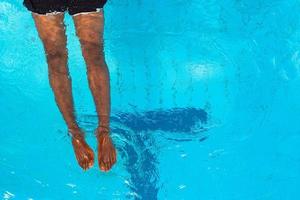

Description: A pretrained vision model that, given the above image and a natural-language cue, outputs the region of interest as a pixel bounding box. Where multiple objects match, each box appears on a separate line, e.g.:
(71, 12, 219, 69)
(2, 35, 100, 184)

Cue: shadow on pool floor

(77, 107, 209, 199)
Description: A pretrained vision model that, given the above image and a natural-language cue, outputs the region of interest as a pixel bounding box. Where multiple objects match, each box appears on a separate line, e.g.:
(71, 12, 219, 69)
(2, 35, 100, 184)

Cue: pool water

(1, 0, 300, 199)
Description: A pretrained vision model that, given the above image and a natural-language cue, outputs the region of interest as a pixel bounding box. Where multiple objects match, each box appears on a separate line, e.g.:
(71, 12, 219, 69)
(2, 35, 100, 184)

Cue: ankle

(95, 125, 110, 139)
(68, 124, 80, 132)
(68, 127, 85, 139)
(98, 115, 110, 127)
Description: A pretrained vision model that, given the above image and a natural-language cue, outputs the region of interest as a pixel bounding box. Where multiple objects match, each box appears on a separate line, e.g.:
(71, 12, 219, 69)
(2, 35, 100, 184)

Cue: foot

(95, 126, 117, 172)
(69, 128, 94, 170)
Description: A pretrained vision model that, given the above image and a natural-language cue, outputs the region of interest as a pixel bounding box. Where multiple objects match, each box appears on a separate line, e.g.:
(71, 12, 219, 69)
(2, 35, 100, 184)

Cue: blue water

(1, 0, 300, 199)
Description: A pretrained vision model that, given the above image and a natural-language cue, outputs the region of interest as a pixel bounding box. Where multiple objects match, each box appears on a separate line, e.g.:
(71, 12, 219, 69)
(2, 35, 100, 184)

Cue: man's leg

(32, 12, 94, 170)
(72, 11, 116, 172)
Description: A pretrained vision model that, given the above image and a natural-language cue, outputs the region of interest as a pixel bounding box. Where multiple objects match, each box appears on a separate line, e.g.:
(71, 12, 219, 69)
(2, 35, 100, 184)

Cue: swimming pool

(1, 0, 300, 199)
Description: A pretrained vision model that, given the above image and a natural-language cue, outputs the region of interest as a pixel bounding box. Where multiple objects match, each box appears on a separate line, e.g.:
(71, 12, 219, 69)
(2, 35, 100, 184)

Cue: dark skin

(32, 11, 116, 172)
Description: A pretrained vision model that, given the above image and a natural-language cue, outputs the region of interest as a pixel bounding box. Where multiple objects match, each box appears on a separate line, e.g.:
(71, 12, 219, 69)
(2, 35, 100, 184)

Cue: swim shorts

(23, 0, 107, 16)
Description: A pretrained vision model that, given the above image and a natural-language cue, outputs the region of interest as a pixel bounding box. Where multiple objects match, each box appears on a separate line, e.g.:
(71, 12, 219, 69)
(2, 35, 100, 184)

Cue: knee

(43, 43, 68, 75)
(43, 38, 66, 58)
(80, 40, 105, 64)
(42, 37, 67, 60)
(46, 49, 67, 63)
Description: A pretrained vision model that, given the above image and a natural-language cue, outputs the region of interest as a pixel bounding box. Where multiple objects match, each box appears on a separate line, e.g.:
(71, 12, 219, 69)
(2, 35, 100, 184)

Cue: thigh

(32, 13, 67, 54)
(72, 11, 104, 45)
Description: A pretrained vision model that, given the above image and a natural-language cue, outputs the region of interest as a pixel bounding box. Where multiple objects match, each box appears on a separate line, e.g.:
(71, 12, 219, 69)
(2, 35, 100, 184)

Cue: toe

(99, 161, 106, 171)
(88, 154, 94, 169)
(88, 159, 94, 169)
(80, 155, 86, 169)
(105, 159, 111, 171)
(79, 159, 85, 170)
(110, 156, 115, 166)
(81, 158, 87, 170)
(85, 161, 90, 170)
(83, 160, 88, 170)
(112, 149, 116, 162)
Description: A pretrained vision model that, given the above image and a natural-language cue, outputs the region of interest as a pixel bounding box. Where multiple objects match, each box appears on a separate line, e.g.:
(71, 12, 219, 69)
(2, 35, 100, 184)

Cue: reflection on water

(77, 107, 208, 199)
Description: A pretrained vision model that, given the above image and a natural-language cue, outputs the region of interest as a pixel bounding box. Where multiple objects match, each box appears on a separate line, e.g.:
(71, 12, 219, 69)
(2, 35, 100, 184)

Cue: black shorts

(23, 0, 107, 16)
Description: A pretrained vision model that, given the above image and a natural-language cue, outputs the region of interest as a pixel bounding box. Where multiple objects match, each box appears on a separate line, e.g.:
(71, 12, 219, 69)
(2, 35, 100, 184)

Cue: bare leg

(72, 11, 116, 172)
(32, 12, 94, 170)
